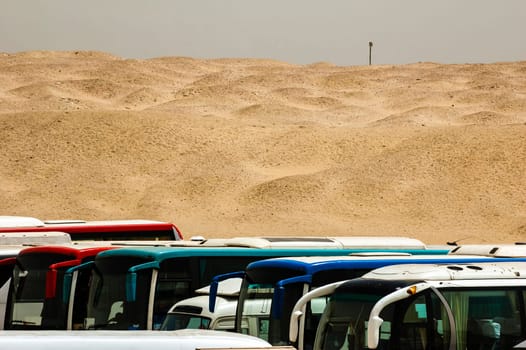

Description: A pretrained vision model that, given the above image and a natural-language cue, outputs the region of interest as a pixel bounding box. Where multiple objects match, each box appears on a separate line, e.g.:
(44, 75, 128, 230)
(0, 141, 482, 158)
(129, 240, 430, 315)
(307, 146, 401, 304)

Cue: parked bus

(0, 216, 183, 241)
(0, 231, 72, 279)
(0, 239, 191, 331)
(308, 262, 526, 350)
(0, 329, 272, 350)
(68, 237, 450, 331)
(161, 277, 244, 331)
(0, 231, 74, 329)
(2, 245, 116, 330)
(202, 254, 526, 350)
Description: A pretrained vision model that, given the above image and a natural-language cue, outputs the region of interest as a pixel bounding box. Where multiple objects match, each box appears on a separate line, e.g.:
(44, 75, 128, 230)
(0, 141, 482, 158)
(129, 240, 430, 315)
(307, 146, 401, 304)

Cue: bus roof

(0, 231, 72, 245)
(0, 216, 183, 240)
(362, 261, 526, 281)
(17, 245, 115, 260)
(0, 329, 272, 349)
(243, 254, 526, 276)
(212, 236, 429, 250)
(448, 244, 526, 257)
(93, 243, 447, 262)
(0, 216, 45, 227)
(103, 236, 443, 251)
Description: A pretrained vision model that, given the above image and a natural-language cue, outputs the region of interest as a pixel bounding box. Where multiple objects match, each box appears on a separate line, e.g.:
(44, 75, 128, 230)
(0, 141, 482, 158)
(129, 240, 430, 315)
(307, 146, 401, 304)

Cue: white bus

(161, 277, 242, 331)
(161, 277, 270, 334)
(0, 329, 272, 350)
(294, 262, 526, 350)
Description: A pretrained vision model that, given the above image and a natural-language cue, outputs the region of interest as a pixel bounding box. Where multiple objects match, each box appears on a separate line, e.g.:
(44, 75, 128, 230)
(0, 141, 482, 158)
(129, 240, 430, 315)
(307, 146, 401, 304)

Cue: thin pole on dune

(369, 41, 373, 65)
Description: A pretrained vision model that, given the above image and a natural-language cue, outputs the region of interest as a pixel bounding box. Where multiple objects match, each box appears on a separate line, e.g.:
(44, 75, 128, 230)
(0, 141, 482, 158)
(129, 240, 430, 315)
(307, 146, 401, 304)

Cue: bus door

(367, 285, 526, 349)
(315, 282, 455, 350)
(363, 284, 455, 350)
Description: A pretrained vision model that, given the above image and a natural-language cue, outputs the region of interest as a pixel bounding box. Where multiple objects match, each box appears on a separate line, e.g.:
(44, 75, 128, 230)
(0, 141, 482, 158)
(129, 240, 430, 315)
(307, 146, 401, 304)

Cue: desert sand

(0, 51, 524, 245)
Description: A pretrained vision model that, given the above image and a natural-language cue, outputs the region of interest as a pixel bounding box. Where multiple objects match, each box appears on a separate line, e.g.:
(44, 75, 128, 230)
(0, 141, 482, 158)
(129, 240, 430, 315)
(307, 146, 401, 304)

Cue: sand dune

(0, 51, 525, 244)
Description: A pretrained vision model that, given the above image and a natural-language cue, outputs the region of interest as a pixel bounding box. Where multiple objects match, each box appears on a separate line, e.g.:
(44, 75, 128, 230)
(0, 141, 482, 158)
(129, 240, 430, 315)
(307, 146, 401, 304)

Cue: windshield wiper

(10, 320, 37, 325)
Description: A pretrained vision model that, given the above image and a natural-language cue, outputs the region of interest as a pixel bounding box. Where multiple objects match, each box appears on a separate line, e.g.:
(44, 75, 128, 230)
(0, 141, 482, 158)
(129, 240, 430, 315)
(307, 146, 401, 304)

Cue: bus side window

(467, 291, 523, 350)
(153, 280, 191, 329)
(399, 296, 428, 350)
(398, 293, 449, 350)
(322, 321, 349, 350)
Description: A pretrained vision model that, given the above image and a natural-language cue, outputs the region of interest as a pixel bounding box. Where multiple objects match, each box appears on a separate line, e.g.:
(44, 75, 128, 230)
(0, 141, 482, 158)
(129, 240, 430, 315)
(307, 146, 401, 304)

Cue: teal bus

(65, 237, 450, 330)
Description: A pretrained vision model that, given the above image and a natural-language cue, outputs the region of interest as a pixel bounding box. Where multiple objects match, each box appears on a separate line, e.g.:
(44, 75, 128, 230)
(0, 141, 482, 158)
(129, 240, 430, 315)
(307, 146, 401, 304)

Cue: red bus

(1, 245, 116, 330)
(0, 216, 183, 241)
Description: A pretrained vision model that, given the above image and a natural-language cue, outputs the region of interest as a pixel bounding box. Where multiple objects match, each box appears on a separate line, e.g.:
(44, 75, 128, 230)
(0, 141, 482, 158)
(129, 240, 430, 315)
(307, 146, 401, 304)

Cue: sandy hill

(0, 51, 525, 244)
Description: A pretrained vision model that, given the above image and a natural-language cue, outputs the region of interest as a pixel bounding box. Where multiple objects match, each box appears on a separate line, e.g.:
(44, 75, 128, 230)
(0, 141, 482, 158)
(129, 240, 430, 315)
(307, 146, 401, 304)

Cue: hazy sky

(2, 0, 525, 66)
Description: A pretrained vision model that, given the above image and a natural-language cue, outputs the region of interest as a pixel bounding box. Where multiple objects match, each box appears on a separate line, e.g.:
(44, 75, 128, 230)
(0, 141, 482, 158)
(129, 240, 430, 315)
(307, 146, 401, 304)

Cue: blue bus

(65, 237, 450, 331)
(207, 254, 526, 350)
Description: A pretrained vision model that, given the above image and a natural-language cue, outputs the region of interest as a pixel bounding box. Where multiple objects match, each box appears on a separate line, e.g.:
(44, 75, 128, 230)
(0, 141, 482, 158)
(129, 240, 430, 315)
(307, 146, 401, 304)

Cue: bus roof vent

(43, 220, 87, 225)
(173, 305, 203, 314)
(261, 237, 334, 243)
(447, 265, 464, 271)
(350, 252, 412, 257)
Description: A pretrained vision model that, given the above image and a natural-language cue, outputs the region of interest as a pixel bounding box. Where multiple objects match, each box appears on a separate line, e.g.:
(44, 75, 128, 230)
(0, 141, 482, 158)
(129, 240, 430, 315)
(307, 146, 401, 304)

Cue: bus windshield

(236, 265, 306, 344)
(236, 264, 373, 346)
(85, 256, 151, 330)
(7, 253, 73, 329)
(161, 312, 211, 330)
(317, 285, 526, 350)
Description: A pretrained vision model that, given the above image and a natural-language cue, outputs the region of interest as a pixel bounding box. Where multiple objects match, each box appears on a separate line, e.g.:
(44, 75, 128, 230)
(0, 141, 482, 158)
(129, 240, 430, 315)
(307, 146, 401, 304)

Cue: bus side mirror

(208, 271, 245, 312)
(272, 275, 311, 319)
(45, 259, 81, 299)
(63, 261, 94, 304)
(125, 261, 159, 302)
(126, 272, 137, 302)
(289, 309, 304, 344)
(368, 316, 383, 349)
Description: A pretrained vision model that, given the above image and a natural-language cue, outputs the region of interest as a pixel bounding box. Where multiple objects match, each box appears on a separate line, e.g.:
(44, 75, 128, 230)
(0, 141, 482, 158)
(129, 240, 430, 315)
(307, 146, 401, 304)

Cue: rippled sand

(1, 51, 525, 244)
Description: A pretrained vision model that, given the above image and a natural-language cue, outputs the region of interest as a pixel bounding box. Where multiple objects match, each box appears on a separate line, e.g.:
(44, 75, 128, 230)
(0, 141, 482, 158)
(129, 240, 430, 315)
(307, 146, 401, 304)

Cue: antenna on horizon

(368, 41, 373, 65)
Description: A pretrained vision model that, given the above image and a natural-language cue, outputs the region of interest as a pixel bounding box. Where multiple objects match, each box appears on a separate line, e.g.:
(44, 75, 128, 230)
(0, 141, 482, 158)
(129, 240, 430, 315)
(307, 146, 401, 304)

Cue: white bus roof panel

(364, 262, 526, 281)
(449, 244, 526, 257)
(218, 236, 427, 249)
(0, 329, 271, 349)
(0, 216, 45, 227)
(195, 277, 242, 296)
(0, 231, 72, 245)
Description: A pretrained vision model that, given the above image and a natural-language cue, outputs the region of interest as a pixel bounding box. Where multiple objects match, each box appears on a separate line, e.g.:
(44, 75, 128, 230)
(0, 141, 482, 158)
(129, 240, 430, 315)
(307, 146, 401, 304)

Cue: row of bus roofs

(4, 217, 526, 348)
(4, 245, 526, 349)
(169, 245, 526, 350)
(0, 235, 451, 331)
(3, 239, 526, 329)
